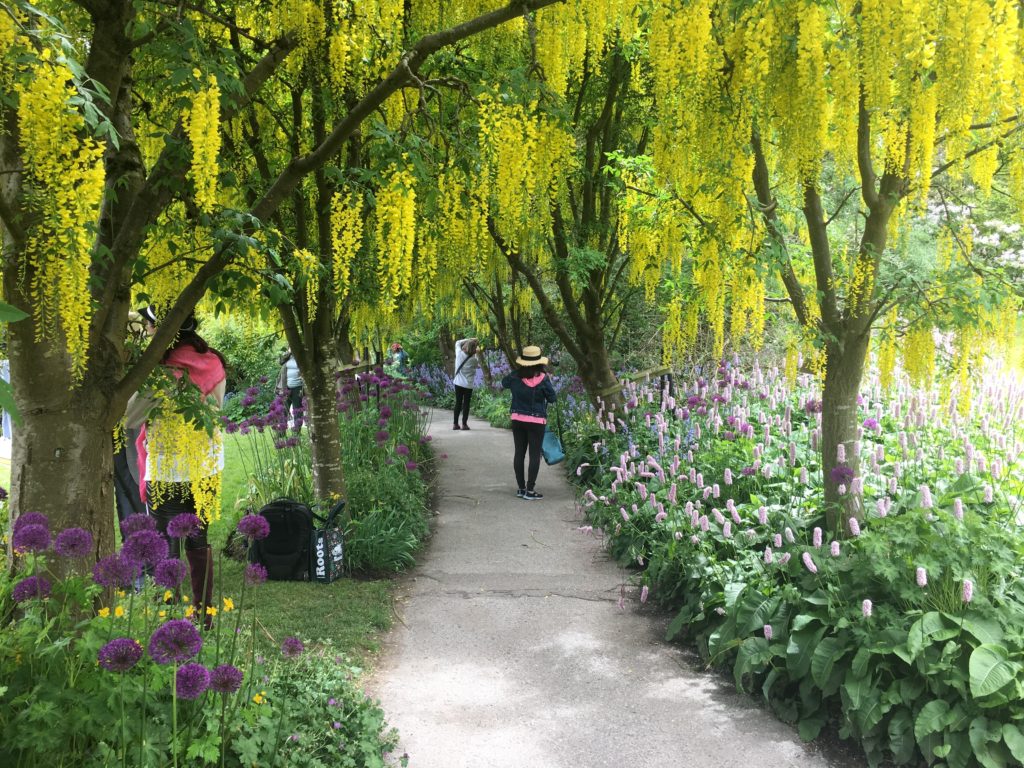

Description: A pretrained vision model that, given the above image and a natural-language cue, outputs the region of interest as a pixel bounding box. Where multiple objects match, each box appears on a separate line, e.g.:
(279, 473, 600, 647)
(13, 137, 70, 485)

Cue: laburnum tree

(616, 0, 1024, 531)
(0, 0, 561, 563)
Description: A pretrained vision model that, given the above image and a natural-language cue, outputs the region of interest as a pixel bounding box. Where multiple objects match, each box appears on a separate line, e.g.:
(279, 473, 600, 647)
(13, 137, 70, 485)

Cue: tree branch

(857, 89, 878, 209)
(803, 183, 840, 332)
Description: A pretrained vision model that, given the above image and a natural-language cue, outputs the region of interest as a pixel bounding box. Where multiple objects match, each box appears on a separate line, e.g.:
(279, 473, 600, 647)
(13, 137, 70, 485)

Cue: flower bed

(573, 360, 1024, 768)
(0, 512, 402, 766)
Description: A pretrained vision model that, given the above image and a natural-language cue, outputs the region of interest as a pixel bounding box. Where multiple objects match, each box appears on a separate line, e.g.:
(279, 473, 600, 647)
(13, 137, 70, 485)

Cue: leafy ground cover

(568, 359, 1024, 768)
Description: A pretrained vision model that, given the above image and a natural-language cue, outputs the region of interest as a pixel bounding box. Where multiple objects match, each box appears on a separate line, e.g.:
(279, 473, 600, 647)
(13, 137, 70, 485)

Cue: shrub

(572, 359, 1024, 768)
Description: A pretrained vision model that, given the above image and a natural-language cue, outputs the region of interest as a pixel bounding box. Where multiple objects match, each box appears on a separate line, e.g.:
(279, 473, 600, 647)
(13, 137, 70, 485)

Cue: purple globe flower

(209, 664, 244, 694)
(98, 638, 143, 672)
(281, 636, 304, 658)
(244, 563, 268, 586)
(405, 461, 418, 471)
(54, 527, 94, 558)
(123, 529, 169, 567)
(93, 553, 142, 589)
(175, 663, 210, 700)
(153, 558, 189, 589)
(12, 511, 49, 533)
(374, 430, 389, 443)
(395, 444, 410, 456)
(237, 514, 270, 541)
(380, 405, 392, 419)
(148, 619, 203, 664)
(167, 513, 203, 540)
(12, 523, 50, 553)
(120, 514, 156, 537)
(12, 575, 51, 602)
(829, 464, 855, 486)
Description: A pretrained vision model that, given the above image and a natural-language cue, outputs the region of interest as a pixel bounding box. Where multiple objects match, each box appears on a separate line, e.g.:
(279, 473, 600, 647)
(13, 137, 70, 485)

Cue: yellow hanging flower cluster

(877, 309, 899, 391)
(293, 248, 320, 321)
(17, 54, 105, 382)
(186, 75, 221, 214)
(145, 388, 223, 525)
(662, 297, 698, 366)
(730, 266, 766, 351)
(375, 161, 417, 313)
(903, 324, 936, 387)
(331, 191, 363, 302)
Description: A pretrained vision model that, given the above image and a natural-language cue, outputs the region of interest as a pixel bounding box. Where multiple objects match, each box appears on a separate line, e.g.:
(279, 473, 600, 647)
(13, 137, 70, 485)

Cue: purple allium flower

(742, 466, 756, 476)
(812, 527, 823, 548)
(154, 558, 189, 589)
(863, 417, 880, 432)
(93, 554, 142, 589)
(12, 523, 50, 553)
(848, 517, 861, 537)
(375, 430, 389, 443)
(54, 527, 94, 558)
(395, 443, 410, 456)
(12, 575, 51, 602)
(167, 513, 202, 539)
(244, 563, 268, 586)
(802, 552, 818, 574)
(12, 511, 49, 532)
(237, 514, 270, 541)
(804, 399, 822, 414)
(916, 567, 928, 588)
(123, 529, 169, 567)
(149, 619, 203, 664)
(175, 663, 210, 700)
(862, 599, 873, 618)
(380, 405, 392, 419)
(98, 638, 143, 672)
(120, 514, 156, 537)
(962, 579, 974, 603)
(405, 461, 418, 471)
(281, 636, 304, 658)
(209, 664, 244, 694)
(763, 624, 773, 641)
(829, 464, 855, 486)
(830, 541, 841, 557)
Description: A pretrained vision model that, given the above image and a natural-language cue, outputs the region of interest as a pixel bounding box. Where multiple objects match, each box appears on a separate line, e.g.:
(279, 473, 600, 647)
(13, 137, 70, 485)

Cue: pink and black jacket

(501, 371, 557, 424)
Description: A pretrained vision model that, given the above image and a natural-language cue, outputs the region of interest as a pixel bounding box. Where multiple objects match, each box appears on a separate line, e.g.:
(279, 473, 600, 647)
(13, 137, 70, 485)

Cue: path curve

(372, 409, 861, 768)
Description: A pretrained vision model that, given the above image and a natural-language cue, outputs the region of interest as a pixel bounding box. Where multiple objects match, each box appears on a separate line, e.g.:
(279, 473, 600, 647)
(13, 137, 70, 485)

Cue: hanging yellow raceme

(293, 248, 320, 321)
(186, 74, 221, 214)
(375, 161, 417, 313)
(17, 53, 105, 382)
(331, 190, 363, 302)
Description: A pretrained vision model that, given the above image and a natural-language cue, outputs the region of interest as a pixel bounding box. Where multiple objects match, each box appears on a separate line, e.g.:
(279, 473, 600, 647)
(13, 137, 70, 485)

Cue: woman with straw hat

(501, 345, 557, 500)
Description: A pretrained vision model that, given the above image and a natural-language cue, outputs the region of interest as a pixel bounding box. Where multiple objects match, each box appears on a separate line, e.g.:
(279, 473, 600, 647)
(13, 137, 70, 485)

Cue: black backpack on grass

(249, 499, 315, 581)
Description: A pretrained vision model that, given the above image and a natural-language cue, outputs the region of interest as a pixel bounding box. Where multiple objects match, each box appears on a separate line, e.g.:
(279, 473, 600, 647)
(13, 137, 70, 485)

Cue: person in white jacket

(452, 338, 481, 430)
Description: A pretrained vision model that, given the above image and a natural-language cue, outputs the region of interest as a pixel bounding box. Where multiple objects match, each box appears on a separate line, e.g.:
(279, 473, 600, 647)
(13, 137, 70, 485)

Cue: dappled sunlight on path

(371, 409, 861, 768)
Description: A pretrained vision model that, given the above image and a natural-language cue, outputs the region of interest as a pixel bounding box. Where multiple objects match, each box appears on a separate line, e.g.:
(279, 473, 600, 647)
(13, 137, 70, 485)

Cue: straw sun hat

(515, 345, 549, 367)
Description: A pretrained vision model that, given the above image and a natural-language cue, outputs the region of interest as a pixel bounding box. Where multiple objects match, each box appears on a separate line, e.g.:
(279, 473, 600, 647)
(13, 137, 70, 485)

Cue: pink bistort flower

(916, 567, 928, 588)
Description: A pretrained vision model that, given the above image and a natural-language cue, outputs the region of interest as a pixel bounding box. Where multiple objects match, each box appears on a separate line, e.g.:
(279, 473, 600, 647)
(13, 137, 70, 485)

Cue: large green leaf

(733, 637, 773, 691)
(787, 623, 827, 678)
(0, 300, 27, 323)
(887, 708, 916, 766)
(945, 729, 973, 768)
(811, 636, 850, 694)
(969, 644, 1019, 698)
(907, 612, 959, 659)
(914, 699, 951, 744)
(1002, 724, 1024, 763)
(969, 716, 1007, 768)
(955, 613, 1004, 646)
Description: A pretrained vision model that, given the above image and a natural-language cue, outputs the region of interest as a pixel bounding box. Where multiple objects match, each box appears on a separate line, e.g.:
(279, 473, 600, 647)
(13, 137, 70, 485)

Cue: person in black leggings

(452, 338, 481, 429)
(501, 346, 557, 500)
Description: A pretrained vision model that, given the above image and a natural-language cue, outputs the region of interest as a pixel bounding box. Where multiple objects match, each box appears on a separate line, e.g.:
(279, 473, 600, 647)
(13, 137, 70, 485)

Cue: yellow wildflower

(97, 607, 110, 618)
(222, 597, 235, 612)
(114, 606, 125, 618)
(205, 606, 218, 617)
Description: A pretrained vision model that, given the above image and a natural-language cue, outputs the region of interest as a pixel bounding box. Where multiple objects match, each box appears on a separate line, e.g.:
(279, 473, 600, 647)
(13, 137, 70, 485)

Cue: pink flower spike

(724, 468, 733, 485)
(799, 467, 808, 485)
(802, 551, 818, 574)
(690, 534, 699, 544)
(953, 498, 964, 520)
(919, 485, 933, 509)
(862, 599, 873, 618)
(916, 567, 928, 588)
(722, 521, 732, 538)
(812, 527, 823, 548)
(763, 624, 773, 641)
(764, 547, 773, 564)
(640, 585, 649, 604)
(848, 517, 861, 537)
(836, 443, 846, 462)
(983, 485, 994, 504)
(875, 498, 888, 517)
(774, 533, 783, 548)
(962, 579, 974, 603)
(830, 541, 840, 557)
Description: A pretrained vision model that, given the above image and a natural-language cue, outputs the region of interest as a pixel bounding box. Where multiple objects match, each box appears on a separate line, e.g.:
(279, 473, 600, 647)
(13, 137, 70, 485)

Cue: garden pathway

(372, 409, 860, 768)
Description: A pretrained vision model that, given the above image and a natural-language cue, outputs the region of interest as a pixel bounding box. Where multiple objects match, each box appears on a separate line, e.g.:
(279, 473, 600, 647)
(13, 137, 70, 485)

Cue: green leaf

(798, 710, 827, 742)
(733, 637, 773, 691)
(787, 623, 826, 678)
(969, 716, 1006, 768)
(0, 300, 28, 322)
(915, 700, 951, 744)
(887, 708, 915, 765)
(810, 636, 849, 692)
(955, 613, 1004, 645)
(1002, 724, 1024, 762)
(969, 644, 1019, 698)
(907, 612, 959, 659)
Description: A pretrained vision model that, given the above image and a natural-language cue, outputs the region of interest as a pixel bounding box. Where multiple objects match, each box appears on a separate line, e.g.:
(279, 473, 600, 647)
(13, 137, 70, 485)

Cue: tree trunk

(821, 330, 870, 533)
(573, 334, 623, 412)
(304, 364, 345, 506)
(7, 326, 115, 572)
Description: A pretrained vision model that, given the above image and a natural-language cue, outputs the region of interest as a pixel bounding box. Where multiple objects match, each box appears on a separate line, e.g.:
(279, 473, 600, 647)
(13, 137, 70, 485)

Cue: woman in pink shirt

(501, 346, 557, 500)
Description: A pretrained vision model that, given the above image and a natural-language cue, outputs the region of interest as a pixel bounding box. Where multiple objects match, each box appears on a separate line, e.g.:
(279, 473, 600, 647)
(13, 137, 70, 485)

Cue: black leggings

(454, 385, 473, 425)
(149, 485, 209, 554)
(511, 421, 545, 491)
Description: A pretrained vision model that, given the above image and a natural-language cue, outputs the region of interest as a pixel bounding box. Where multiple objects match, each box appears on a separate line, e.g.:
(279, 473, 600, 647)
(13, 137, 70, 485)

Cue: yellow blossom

(114, 606, 125, 618)
(222, 597, 235, 612)
(205, 606, 218, 617)
(97, 608, 110, 618)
